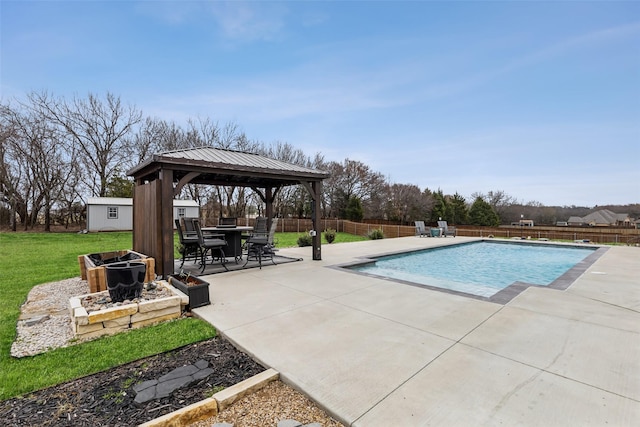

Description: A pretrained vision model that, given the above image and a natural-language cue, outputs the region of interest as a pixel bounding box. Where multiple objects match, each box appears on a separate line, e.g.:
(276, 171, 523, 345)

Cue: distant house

(565, 209, 633, 228)
(86, 197, 199, 232)
(582, 209, 632, 227)
(567, 216, 584, 226)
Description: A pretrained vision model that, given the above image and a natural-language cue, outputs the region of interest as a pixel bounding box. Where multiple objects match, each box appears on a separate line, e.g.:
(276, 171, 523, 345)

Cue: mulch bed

(0, 337, 265, 426)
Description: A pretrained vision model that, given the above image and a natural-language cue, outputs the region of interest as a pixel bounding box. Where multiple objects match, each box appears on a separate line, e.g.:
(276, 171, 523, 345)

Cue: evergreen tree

(430, 189, 447, 223)
(104, 172, 134, 198)
(345, 196, 364, 221)
(449, 192, 469, 224)
(468, 196, 500, 226)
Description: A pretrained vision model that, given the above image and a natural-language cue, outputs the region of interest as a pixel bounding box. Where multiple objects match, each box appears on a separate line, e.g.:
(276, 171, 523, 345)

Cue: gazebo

(127, 147, 330, 277)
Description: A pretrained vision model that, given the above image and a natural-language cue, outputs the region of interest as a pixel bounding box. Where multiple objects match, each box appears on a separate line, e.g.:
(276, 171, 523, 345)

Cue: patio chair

(437, 220, 457, 237)
(175, 219, 201, 268)
(243, 217, 276, 269)
(241, 216, 267, 250)
(189, 218, 229, 273)
(254, 216, 268, 233)
(415, 220, 428, 237)
(267, 217, 279, 250)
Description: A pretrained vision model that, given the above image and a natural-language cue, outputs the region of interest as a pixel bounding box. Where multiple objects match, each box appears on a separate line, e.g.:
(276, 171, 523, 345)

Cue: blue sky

(2, 1, 639, 207)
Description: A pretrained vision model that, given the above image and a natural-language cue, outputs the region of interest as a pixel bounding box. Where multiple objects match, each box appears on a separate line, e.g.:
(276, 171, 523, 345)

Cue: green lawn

(0, 229, 365, 401)
(0, 232, 216, 400)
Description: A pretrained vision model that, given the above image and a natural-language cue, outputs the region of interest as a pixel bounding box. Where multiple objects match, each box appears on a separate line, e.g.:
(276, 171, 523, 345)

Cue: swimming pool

(348, 241, 605, 302)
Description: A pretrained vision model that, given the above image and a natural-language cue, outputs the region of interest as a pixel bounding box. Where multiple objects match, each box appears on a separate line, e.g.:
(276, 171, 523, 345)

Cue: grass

(0, 229, 365, 401)
(0, 231, 216, 401)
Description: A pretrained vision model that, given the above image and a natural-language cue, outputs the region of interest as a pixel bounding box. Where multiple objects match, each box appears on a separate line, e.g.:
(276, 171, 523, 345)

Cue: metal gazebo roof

(128, 147, 330, 188)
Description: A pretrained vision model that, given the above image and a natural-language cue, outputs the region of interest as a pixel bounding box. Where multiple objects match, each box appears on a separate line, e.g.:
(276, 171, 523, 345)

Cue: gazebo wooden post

(265, 187, 273, 231)
(160, 168, 175, 277)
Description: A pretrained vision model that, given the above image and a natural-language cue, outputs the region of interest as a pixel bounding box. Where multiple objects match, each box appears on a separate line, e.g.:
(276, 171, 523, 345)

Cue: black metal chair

(175, 218, 201, 268)
(189, 218, 229, 273)
(243, 217, 276, 269)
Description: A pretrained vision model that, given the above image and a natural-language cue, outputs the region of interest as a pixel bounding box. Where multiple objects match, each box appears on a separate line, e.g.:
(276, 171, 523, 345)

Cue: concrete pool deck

(194, 237, 640, 426)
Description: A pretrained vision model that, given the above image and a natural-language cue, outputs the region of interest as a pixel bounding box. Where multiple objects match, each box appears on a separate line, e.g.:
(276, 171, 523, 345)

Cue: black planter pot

(168, 274, 210, 308)
(105, 262, 146, 302)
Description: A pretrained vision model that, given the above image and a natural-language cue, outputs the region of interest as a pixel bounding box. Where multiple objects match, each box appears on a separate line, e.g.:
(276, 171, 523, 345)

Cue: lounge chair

(415, 221, 428, 237)
(437, 220, 457, 237)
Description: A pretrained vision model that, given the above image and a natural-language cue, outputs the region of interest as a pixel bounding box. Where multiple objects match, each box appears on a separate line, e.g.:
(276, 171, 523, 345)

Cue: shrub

(367, 228, 384, 240)
(324, 228, 336, 244)
(297, 233, 313, 247)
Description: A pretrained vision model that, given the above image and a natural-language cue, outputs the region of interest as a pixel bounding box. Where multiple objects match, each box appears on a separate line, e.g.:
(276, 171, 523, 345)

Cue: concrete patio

(194, 237, 640, 426)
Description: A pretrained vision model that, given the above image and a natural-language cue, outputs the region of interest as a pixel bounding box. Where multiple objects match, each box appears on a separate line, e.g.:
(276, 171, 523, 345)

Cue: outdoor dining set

(174, 216, 278, 273)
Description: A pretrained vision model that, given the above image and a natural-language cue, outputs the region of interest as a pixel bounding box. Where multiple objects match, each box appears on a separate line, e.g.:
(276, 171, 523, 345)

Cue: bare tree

(323, 159, 389, 219)
(0, 115, 21, 230)
(472, 189, 518, 220)
(127, 117, 171, 168)
(381, 184, 436, 224)
(30, 91, 142, 197)
(180, 119, 264, 221)
(1, 101, 74, 230)
(258, 141, 312, 218)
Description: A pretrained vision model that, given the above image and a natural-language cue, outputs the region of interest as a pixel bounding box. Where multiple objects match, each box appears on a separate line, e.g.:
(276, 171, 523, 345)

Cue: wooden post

(265, 186, 273, 231)
(160, 168, 175, 278)
(312, 180, 322, 260)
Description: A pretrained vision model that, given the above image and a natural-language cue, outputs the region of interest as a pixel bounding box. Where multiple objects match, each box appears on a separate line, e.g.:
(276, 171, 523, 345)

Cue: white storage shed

(86, 197, 199, 232)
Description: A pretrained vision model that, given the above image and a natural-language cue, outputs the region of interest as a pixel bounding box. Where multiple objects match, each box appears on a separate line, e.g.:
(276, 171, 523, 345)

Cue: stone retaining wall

(69, 283, 187, 340)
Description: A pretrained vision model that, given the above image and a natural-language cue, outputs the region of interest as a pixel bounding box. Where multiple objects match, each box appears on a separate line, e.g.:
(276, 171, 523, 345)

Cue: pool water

(352, 241, 596, 298)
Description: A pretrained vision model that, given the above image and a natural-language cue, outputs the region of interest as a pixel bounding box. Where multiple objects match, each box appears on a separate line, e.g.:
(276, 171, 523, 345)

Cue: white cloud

(207, 1, 289, 43)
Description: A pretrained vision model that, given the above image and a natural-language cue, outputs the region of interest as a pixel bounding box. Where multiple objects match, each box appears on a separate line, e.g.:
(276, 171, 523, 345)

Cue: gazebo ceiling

(127, 147, 330, 188)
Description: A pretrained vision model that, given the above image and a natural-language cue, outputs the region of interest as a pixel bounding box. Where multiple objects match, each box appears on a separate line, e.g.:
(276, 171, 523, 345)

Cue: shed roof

(87, 197, 133, 206)
(87, 197, 199, 207)
(128, 147, 329, 188)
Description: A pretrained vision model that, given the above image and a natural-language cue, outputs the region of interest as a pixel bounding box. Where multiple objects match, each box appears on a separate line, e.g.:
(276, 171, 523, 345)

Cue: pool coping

(331, 239, 609, 305)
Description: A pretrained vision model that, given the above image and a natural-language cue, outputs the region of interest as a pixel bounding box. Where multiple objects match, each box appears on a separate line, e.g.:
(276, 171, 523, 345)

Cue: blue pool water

(352, 241, 596, 298)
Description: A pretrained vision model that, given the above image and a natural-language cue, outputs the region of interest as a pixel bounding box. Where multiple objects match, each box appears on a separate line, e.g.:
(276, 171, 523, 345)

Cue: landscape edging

(138, 368, 279, 427)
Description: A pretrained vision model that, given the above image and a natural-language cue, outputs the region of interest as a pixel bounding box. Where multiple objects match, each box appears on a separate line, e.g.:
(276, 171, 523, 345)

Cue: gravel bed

(11, 277, 88, 357)
(191, 380, 345, 427)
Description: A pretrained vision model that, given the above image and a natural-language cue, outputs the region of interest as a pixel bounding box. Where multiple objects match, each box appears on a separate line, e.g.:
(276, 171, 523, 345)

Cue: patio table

(202, 226, 253, 262)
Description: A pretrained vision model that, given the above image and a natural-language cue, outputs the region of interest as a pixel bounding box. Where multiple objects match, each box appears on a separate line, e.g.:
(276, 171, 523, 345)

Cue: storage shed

(86, 197, 199, 232)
